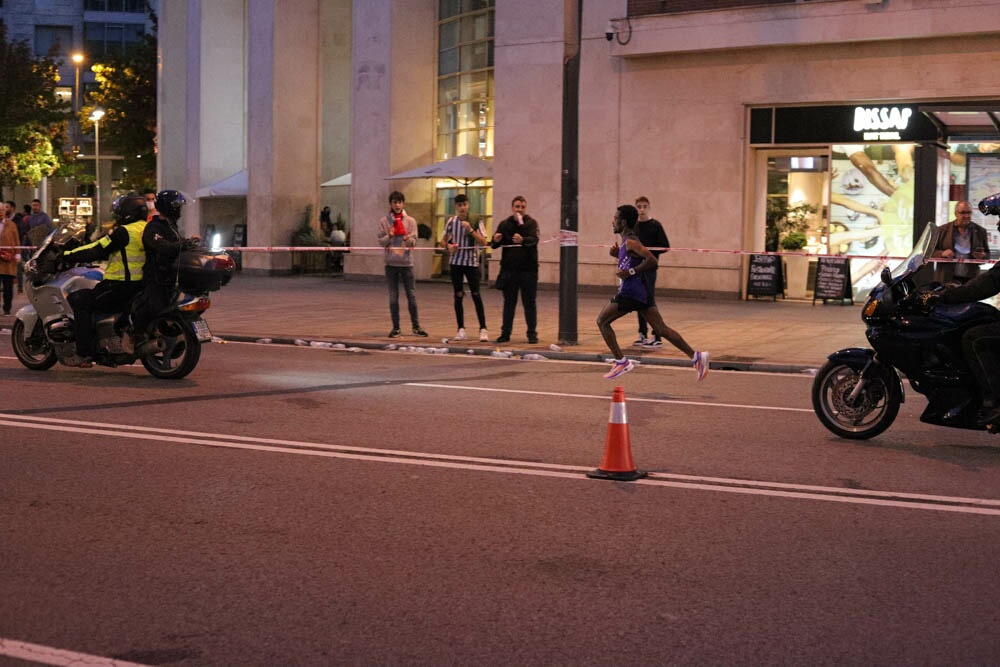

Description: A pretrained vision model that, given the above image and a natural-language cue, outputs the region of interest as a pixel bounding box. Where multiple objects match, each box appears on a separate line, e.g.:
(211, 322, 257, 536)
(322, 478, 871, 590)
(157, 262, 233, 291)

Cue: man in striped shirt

(442, 194, 489, 342)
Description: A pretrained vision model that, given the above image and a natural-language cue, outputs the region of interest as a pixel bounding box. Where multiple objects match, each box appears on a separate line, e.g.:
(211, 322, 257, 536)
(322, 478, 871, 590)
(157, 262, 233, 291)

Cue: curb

(216, 333, 819, 376)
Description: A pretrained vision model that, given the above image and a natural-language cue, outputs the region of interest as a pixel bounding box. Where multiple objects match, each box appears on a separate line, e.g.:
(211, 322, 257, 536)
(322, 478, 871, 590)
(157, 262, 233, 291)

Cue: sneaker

(388, 328, 401, 338)
(632, 336, 648, 347)
(642, 338, 663, 348)
(479, 328, 489, 342)
(527, 335, 538, 344)
(495, 335, 510, 344)
(603, 358, 635, 379)
(452, 328, 468, 341)
(412, 327, 429, 337)
(692, 351, 710, 381)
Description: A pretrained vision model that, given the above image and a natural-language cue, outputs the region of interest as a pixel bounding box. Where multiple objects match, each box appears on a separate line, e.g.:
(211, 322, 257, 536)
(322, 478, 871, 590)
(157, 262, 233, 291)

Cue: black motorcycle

(812, 222, 1000, 439)
(12, 219, 235, 380)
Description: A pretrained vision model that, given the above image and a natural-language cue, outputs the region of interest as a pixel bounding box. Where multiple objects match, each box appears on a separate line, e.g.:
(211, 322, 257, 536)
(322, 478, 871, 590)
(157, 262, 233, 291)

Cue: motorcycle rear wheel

(812, 360, 901, 439)
(140, 316, 201, 380)
(11, 319, 58, 370)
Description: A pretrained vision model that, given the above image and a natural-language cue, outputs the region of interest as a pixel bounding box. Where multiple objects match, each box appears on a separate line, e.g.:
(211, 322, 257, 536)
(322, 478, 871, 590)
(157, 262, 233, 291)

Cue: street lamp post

(71, 53, 83, 150)
(90, 107, 105, 238)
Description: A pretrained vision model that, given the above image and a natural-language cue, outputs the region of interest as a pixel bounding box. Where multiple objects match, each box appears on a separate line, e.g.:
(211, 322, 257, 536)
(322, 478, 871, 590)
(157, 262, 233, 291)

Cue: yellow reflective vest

(64, 220, 147, 282)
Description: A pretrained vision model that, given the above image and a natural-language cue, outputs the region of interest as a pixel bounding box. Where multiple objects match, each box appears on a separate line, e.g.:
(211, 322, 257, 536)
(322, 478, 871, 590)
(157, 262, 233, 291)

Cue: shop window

(35, 25, 72, 58)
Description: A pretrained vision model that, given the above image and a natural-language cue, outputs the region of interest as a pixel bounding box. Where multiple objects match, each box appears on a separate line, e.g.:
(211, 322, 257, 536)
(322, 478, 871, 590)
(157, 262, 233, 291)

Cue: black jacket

(142, 215, 185, 288)
(490, 214, 539, 273)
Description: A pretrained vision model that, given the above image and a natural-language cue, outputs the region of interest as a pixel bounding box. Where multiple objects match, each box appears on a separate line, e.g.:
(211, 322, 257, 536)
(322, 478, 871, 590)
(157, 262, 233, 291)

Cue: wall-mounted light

(606, 17, 632, 46)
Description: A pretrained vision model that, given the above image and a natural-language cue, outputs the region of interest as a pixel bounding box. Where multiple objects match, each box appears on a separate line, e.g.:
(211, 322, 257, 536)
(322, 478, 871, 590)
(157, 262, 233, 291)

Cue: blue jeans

(385, 265, 420, 330)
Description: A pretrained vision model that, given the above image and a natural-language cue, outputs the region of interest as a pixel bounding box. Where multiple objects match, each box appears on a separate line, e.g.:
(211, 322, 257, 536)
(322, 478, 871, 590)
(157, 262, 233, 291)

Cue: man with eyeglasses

(932, 200, 990, 283)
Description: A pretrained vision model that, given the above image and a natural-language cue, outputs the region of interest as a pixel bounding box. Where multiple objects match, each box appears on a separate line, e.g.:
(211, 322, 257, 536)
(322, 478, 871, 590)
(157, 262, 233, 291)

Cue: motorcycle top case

(177, 250, 236, 292)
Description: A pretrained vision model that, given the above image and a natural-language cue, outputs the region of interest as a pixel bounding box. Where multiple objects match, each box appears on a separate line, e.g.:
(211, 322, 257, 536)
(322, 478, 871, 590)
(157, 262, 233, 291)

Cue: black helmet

(979, 192, 1000, 217)
(155, 189, 189, 221)
(111, 194, 148, 225)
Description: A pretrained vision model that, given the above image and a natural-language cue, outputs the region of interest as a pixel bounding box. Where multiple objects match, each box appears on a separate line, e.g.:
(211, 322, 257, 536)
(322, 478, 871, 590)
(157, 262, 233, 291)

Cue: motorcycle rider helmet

(111, 194, 148, 226)
(978, 192, 1000, 217)
(155, 189, 189, 222)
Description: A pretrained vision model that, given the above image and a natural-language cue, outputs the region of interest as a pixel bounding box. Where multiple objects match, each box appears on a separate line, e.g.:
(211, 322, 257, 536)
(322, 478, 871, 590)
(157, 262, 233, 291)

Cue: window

(84, 0, 147, 12)
(435, 0, 495, 269)
(35, 25, 73, 57)
(84, 22, 146, 56)
(629, 0, 803, 15)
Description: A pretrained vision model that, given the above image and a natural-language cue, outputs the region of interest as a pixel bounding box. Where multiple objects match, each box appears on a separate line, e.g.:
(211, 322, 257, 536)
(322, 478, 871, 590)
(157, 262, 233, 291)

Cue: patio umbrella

(321, 172, 352, 187)
(386, 153, 493, 188)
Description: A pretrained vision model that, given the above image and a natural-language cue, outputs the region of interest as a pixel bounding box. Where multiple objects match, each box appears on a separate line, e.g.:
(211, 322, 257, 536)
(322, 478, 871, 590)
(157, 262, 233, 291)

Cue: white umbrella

(321, 172, 352, 187)
(387, 154, 493, 186)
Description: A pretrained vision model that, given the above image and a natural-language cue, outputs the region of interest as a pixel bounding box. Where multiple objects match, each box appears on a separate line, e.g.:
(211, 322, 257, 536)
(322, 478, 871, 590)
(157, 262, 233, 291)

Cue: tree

(0, 23, 67, 194)
(82, 6, 157, 192)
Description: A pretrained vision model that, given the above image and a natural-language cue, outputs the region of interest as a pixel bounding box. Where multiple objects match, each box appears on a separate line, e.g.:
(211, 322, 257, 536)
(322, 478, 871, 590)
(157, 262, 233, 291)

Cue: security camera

(605, 21, 614, 42)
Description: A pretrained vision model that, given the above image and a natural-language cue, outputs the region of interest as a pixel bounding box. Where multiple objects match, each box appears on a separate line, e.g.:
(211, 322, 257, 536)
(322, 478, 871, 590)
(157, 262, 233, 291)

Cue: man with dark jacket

(932, 200, 990, 283)
(129, 190, 199, 351)
(632, 196, 670, 347)
(939, 200, 1000, 426)
(490, 195, 539, 344)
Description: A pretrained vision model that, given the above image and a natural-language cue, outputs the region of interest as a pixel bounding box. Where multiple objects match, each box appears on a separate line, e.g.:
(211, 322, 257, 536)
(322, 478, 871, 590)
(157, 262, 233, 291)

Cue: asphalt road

(1, 338, 999, 666)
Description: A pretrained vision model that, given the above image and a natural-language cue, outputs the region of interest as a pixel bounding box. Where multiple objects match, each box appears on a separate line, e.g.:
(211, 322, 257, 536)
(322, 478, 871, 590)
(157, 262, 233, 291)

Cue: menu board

(746, 253, 783, 300)
(813, 256, 853, 304)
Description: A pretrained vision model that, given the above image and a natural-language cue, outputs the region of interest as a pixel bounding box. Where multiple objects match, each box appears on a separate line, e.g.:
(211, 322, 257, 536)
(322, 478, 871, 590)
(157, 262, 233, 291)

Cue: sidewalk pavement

(196, 273, 869, 374)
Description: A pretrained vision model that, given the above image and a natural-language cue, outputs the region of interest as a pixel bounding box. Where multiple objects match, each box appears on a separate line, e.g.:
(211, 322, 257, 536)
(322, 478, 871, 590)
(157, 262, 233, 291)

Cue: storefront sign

(751, 105, 940, 144)
(853, 106, 913, 141)
(812, 256, 853, 304)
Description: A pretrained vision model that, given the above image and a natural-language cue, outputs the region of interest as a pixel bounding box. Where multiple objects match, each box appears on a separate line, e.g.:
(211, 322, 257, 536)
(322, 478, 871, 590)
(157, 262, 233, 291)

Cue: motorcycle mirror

(880, 266, 892, 285)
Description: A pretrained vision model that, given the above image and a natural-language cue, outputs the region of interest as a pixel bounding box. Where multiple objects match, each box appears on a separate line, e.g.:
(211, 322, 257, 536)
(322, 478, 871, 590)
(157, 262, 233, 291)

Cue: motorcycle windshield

(889, 223, 938, 281)
(34, 219, 89, 258)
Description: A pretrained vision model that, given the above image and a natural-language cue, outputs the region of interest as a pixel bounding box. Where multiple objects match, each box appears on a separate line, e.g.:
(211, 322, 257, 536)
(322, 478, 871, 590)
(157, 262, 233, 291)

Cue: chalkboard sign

(746, 254, 784, 300)
(812, 256, 853, 304)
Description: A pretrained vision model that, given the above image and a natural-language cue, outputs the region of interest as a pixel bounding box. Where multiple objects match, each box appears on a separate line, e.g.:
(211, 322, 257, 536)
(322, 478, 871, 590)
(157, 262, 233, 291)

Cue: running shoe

(413, 327, 429, 337)
(479, 328, 489, 342)
(603, 358, 635, 379)
(388, 328, 401, 338)
(642, 338, 663, 348)
(692, 351, 710, 381)
(632, 336, 648, 347)
(453, 328, 468, 341)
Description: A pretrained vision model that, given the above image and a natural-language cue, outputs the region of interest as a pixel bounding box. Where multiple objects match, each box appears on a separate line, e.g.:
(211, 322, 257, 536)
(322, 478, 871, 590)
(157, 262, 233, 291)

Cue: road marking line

(1, 413, 998, 515)
(406, 381, 814, 412)
(0, 637, 150, 666)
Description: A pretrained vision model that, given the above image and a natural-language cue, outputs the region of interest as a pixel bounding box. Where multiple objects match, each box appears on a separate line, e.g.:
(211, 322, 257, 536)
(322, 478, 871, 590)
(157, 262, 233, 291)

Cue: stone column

(246, 0, 322, 273)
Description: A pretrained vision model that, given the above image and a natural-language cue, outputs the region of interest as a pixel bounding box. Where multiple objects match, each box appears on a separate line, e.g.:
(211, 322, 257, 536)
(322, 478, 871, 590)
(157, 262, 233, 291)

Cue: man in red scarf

(377, 191, 428, 338)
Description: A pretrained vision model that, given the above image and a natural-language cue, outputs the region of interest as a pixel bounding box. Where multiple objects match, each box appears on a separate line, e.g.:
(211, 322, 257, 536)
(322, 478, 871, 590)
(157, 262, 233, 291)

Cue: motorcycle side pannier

(177, 250, 236, 292)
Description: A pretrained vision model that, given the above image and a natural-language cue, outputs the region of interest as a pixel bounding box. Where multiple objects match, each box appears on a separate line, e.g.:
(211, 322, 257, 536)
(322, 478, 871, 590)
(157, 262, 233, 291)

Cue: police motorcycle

(11, 214, 235, 380)
(811, 208, 1000, 439)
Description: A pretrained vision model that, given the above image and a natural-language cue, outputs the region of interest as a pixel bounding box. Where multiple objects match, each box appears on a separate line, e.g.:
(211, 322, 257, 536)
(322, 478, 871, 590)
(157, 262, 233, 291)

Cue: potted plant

(290, 204, 326, 273)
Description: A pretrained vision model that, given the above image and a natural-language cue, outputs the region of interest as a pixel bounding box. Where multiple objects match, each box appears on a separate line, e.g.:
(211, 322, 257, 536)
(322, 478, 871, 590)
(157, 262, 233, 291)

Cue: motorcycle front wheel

(141, 316, 201, 380)
(11, 319, 58, 370)
(812, 360, 901, 439)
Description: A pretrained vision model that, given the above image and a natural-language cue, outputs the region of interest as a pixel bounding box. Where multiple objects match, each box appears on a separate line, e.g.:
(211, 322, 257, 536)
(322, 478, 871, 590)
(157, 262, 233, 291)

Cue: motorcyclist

(63, 194, 148, 366)
(128, 189, 200, 350)
(938, 194, 1000, 425)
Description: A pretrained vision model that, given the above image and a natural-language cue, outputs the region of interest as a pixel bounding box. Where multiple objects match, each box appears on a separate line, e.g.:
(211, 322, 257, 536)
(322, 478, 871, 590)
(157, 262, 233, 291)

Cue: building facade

(160, 0, 1000, 297)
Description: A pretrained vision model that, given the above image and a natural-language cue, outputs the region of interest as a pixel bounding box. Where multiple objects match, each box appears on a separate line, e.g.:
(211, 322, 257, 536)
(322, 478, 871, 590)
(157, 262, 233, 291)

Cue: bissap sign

(854, 106, 913, 141)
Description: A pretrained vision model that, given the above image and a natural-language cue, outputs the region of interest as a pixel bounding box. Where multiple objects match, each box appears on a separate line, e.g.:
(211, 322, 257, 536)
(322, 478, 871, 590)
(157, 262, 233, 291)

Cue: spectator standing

(320, 206, 333, 237)
(490, 195, 539, 344)
(142, 189, 158, 222)
(932, 200, 990, 283)
(377, 191, 428, 338)
(631, 196, 670, 348)
(7, 202, 26, 294)
(442, 193, 489, 342)
(596, 204, 708, 381)
(0, 207, 20, 314)
(24, 198, 52, 232)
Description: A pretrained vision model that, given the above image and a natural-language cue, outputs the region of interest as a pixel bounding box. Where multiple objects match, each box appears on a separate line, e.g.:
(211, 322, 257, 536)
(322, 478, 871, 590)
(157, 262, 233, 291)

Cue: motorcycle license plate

(192, 319, 212, 342)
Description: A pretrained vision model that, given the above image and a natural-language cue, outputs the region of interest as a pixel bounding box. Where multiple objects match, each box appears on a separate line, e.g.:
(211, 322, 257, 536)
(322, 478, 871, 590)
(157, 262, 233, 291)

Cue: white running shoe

(632, 336, 648, 347)
(479, 328, 489, 342)
(453, 328, 468, 341)
(603, 358, 635, 379)
(693, 351, 710, 381)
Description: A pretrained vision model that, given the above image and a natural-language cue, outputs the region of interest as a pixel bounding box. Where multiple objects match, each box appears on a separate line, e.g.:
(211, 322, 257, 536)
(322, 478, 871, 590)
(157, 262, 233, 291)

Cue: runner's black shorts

(611, 294, 651, 314)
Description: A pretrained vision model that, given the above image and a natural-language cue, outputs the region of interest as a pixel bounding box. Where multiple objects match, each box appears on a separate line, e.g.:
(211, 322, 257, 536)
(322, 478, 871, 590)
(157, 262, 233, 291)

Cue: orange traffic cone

(587, 386, 648, 481)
